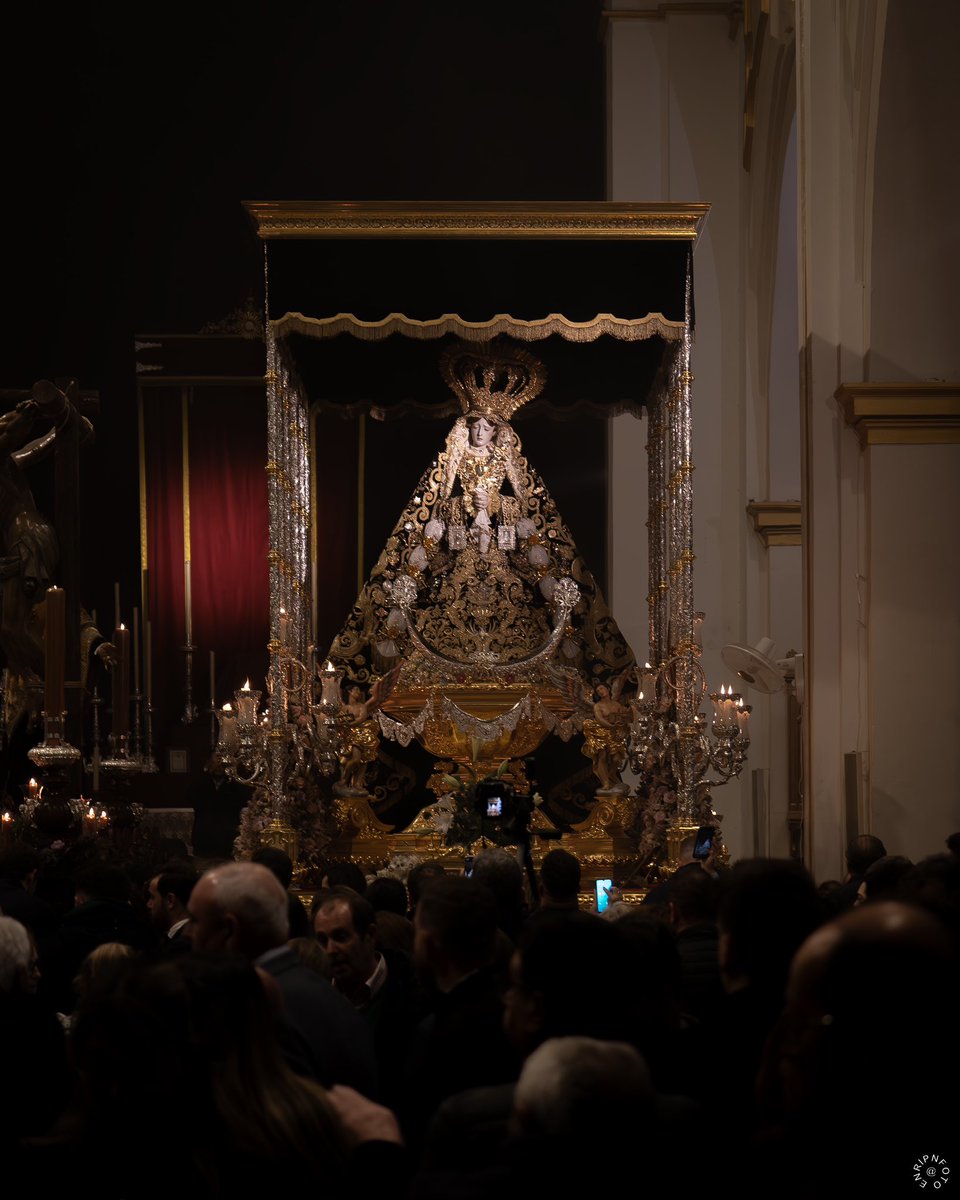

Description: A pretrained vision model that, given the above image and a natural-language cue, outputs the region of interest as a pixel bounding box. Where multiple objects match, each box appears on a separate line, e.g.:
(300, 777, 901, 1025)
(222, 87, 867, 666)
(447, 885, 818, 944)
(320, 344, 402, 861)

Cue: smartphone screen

(595, 878, 613, 913)
(693, 825, 715, 860)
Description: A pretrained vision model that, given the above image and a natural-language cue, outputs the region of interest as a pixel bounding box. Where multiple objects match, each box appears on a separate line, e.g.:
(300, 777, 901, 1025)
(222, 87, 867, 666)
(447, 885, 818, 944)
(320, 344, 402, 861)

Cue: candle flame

(324, 660, 334, 672)
(2, 812, 12, 822)
(99, 809, 107, 820)
(29, 777, 37, 789)
(222, 702, 233, 712)
(644, 662, 651, 669)
(241, 679, 251, 692)
(87, 806, 95, 818)
(120, 623, 126, 631)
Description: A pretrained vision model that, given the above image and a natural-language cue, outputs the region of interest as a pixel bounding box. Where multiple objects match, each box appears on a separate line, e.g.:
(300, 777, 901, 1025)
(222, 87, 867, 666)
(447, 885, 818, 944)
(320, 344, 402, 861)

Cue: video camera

(473, 778, 515, 821)
(473, 779, 533, 839)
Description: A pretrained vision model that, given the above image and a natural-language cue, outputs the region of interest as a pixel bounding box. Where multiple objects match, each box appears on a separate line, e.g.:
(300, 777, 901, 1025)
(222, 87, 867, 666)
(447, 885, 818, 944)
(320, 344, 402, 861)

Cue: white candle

(236, 679, 259, 725)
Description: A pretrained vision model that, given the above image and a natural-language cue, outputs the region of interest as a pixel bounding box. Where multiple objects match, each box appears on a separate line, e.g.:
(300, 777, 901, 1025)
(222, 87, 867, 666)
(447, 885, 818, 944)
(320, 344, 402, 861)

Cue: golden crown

(440, 343, 547, 421)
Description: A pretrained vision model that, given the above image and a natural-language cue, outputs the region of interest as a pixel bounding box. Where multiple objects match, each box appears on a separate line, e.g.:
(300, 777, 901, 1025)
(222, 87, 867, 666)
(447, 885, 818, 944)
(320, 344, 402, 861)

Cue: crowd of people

(1, 829, 958, 1197)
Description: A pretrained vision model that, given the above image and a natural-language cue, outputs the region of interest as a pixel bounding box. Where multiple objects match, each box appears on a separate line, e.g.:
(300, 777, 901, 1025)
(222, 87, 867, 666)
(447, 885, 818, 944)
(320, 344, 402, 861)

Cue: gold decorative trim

(836, 383, 960, 446)
(746, 500, 802, 546)
(244, 201, 709, 243)
(272, 310, 685, 344)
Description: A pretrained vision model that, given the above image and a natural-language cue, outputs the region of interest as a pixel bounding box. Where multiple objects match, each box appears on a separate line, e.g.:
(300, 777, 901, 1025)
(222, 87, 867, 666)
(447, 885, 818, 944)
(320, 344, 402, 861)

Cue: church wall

(869, 0, 960, 384)
(607, 4, 757, 857)
(796, 0, 887, 882)
(744, 93, 803, 861)
(859, 0, 960, 858)
(608, 0, 959, 875)
(868, 443, 960, 859)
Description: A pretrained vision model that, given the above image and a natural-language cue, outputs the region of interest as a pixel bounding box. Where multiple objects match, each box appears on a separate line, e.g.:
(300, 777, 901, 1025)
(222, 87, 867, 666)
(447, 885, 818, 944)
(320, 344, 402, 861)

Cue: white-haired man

(188, 861, 378, 1097)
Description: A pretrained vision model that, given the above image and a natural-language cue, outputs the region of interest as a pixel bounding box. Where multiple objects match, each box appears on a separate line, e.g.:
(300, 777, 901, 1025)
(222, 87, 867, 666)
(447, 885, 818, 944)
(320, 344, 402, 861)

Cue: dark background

(1, 1, 609, 788)
(2, 0, 605, 632)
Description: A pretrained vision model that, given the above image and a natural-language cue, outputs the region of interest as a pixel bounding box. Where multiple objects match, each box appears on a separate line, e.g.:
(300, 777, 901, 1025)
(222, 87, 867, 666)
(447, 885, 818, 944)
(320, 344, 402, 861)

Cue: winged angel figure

(551, 664, 635, 793)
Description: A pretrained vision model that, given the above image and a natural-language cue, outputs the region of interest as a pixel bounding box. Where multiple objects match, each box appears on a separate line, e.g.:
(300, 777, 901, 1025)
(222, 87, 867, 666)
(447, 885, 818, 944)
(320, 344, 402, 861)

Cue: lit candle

(235, 679, 259, 725)
(319, 661, 343, 709)
(709, 688, 725, 724)
(99, 808, 109, 825)
(114, 623, 130, 739)
(736, 698, 751, 736)
(44, 585, 66, 725)
(639, 661, 658, 702)
(27, 777, 40, 799)
(217, 703, 238, 753)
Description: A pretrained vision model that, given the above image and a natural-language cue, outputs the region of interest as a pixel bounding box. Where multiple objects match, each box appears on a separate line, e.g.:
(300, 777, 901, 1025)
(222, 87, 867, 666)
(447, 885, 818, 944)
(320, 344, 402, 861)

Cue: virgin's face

(469, 417, 496, 448)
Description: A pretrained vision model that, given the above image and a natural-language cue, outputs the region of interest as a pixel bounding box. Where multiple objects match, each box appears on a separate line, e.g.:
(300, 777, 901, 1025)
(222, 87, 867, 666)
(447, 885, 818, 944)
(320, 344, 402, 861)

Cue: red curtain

(189, 388, 269, 702)
(142, 386, 269, 743)
(143, 388, 186, 733)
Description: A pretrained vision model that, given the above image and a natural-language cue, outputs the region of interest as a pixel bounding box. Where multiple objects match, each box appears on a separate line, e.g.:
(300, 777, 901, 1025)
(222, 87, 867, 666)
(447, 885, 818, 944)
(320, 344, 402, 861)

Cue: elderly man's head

(187, 862, 289, 959)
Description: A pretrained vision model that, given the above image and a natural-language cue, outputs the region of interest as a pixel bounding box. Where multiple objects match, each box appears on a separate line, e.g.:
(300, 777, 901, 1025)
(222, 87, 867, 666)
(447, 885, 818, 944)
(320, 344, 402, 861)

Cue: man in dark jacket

(188, 861, 378, 1097)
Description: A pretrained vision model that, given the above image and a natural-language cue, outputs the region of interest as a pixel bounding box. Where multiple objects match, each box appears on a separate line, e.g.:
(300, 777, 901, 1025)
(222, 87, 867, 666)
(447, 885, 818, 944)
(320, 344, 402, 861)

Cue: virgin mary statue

(327, 340, 636, 825)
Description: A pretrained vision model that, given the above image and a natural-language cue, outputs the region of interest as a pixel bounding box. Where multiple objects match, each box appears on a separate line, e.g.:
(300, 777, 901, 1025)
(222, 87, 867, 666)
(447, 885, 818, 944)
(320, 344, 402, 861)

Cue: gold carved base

(323, 792, 648, 901)
(665, 821, 702, 872)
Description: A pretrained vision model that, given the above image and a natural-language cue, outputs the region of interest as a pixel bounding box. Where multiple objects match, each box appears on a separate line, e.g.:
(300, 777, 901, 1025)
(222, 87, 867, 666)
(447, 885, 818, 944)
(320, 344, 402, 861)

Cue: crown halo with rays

(440, 342, 547, 421)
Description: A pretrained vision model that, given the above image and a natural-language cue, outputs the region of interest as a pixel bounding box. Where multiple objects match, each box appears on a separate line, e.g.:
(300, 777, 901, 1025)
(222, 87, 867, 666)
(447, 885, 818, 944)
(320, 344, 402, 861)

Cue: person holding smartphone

(642, 829, 718, 908)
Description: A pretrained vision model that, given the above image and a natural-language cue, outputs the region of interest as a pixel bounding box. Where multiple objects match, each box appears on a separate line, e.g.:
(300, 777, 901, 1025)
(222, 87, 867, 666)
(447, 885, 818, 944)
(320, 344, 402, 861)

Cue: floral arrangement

(375, 853, 425, 883)
(422, 759, 543, 850)
(631, 763, 723, 882)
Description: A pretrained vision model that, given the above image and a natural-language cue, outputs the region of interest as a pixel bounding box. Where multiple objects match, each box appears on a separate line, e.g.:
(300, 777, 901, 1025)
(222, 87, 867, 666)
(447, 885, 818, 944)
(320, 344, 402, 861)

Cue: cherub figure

(580, 668, 633, 794)
(335, 667, 400, 796)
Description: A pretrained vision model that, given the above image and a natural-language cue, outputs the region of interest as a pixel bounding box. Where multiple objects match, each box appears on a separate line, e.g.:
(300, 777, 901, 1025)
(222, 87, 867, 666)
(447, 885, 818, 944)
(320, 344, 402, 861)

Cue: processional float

(222, 202, 748, 890)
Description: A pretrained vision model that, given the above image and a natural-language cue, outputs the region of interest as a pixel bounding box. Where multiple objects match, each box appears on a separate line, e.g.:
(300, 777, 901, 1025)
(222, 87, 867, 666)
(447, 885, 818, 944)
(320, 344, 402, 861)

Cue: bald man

(758, 902, 957, 1194)
(188, 862, 377, 1097)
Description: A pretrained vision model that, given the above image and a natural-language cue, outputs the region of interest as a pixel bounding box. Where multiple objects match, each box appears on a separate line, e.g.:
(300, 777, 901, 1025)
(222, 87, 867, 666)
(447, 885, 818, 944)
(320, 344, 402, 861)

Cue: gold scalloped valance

(273, 310, 685, 344)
